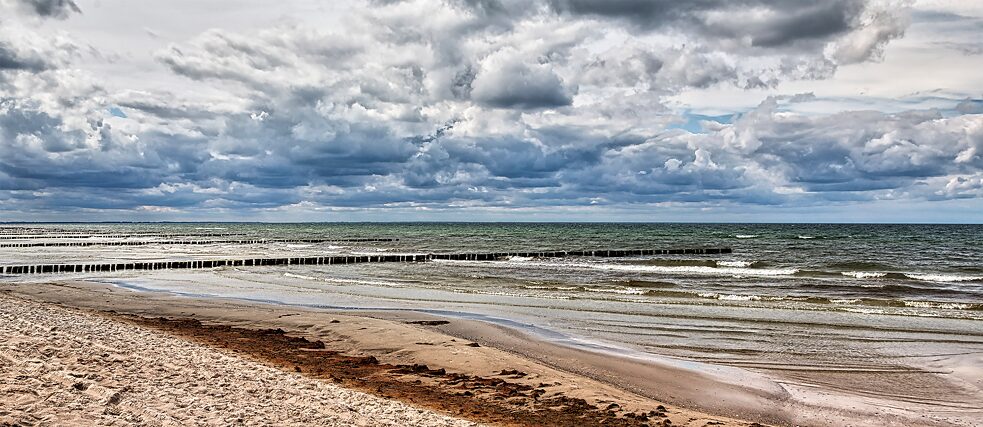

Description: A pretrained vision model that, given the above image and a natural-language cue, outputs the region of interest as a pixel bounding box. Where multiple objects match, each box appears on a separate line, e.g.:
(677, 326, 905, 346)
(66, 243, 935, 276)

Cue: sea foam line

(473, 259, 800, 277)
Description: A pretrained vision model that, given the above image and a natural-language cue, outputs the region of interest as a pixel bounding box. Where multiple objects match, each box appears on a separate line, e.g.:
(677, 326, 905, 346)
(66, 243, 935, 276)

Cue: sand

(0, 293, 474, 427)
(4, 280, 974, 426)
(1, 281, 753, 427)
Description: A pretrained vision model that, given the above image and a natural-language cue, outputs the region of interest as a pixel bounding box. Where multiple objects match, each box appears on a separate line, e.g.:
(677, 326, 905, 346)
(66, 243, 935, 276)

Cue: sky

(0, 0, 981, 222)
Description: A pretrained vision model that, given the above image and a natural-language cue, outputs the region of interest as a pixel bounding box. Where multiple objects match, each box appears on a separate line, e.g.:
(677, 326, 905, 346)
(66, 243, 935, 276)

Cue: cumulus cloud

(470, 50, 574, 109)
(0, 0, 979, 220)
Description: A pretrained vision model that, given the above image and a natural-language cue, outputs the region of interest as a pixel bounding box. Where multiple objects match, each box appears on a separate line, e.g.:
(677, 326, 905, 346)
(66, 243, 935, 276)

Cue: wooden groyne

(0, 248, 731, 275)
(0, 238, 398, 248)
(0, 233, 242, 240)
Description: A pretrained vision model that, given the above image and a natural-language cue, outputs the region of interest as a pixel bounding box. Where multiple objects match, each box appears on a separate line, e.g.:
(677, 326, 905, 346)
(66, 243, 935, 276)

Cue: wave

(522, 284, 584, 291)
(283, 272, 407, 288)
(841, 271, 888, 279)
(904, 273, 983, 283)
(448, 258, 982, 284)
(734, 234, 759, 239)
(902, 301, 982, 310)
(515, 259, 799, 277)
(698, 292, 762, 301)
(638, 259, 764, 269)
(585, 287, 646, 295)
(555, 262, 800, 277)
(643, 289, 983, 311)
(797, 235, 816, 239)
(839, 271, 983, 283)
(717, 260, 755, 268)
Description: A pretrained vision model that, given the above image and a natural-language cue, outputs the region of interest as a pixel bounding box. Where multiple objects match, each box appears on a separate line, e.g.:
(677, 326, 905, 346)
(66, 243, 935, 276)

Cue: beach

(0, 288, 471, 427)
(1, 282, 751, 427)
(1, 223, 982, 426)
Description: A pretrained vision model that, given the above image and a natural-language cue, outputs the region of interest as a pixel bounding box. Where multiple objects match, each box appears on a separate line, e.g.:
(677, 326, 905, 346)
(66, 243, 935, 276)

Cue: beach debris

(497, 369, 528, 378)
(405, 320, 450, 326)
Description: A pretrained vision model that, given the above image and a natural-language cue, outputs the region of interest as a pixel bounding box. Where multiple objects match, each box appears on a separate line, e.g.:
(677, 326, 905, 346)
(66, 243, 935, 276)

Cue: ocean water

(2, 223, 982, 414)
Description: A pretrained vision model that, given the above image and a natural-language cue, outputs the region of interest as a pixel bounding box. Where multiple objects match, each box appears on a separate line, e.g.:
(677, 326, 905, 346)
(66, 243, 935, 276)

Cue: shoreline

(2, 280, 977, 426)
(2, 281, 753, 427)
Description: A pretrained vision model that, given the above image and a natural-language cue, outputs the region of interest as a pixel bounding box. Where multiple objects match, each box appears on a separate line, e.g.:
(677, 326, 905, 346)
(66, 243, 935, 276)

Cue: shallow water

(2, 222, 982, 420)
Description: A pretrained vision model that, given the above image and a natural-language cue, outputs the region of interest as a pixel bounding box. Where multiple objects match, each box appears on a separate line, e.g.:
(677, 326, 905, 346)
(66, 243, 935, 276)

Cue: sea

(2, 223, 982, 415)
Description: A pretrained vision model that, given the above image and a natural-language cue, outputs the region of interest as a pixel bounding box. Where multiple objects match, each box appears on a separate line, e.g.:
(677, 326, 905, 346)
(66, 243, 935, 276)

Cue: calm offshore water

(2, 223, 982, 413)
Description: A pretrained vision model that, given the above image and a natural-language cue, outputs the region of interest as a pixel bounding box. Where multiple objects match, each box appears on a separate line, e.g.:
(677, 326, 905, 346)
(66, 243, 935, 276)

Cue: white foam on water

(523, 285, 581, 291)
(452, 260, 799, 277)
(903, 301, 977, 310)
(283, 272, 317, 281)
(841, 271, 887, 279)
(830, 298, 861, 304)
(905, 273, 983, 283)
(735, 234, 759, 239)
(717, 260, 754, 268)
(496, 261, 801, 278)
(584, 287, 646, 295)
(283, 272, 406, 288)
(696, 292, 762, 301)
(718, 294, 762, 301)
(797, 235, 816, 239)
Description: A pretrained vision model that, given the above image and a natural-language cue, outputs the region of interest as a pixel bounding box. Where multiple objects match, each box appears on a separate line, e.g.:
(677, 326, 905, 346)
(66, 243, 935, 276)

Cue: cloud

(0, 41, 46, 71)
(0, 0, 979, 220)
(470, 50, 574, 109)
(4, 0, 81, 19)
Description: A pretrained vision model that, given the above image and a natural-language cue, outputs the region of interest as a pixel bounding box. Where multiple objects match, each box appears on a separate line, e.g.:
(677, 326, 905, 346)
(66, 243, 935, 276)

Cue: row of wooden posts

(0, 233, 242, 240)
(0, 238, 398, 248)
(1, 248, 731, 275)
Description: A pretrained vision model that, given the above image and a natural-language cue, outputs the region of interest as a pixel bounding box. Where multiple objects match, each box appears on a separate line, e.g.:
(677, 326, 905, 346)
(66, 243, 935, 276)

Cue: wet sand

(2, 280, 978, 426)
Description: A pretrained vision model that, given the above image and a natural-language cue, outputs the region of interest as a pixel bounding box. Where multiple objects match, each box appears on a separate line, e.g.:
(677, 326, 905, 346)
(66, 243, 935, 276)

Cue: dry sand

(0, 293, 474, 427)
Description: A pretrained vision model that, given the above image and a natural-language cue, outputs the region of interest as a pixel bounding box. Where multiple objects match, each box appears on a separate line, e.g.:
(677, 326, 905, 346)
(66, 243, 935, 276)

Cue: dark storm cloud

(545, 0, 864, 46)
(0, 42, 47, 70)
(15, 0, 80, 18)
